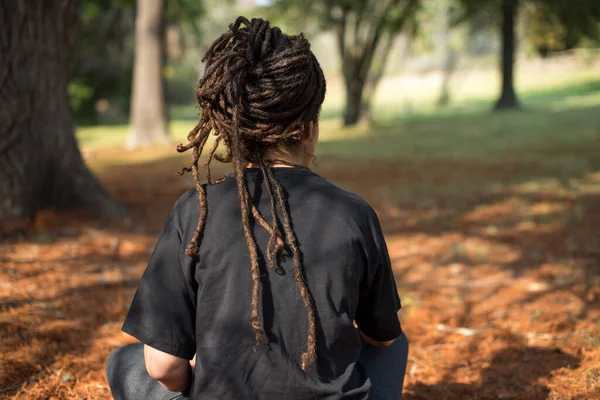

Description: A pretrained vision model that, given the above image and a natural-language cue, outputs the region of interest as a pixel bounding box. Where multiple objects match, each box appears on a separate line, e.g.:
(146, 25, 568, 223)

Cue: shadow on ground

(404, 345, 582, 399)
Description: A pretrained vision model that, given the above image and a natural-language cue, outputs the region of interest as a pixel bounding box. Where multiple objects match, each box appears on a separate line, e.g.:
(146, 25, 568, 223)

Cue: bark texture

(0, 1, 127, 221)
(126, 0, 169, 148)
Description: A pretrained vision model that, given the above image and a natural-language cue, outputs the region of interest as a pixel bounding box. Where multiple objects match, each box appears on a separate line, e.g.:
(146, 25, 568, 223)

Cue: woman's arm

(354, 318, 398, 347)
(360, 331, 396, 347)
(143, 345, 192, 392)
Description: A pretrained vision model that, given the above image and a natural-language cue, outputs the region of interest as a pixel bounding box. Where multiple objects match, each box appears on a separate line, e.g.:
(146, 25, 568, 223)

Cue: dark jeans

(106, 333, 409, 400)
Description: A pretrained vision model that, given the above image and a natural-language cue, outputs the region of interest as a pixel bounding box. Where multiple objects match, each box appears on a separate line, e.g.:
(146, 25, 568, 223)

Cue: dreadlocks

(176, 17, 326, 371)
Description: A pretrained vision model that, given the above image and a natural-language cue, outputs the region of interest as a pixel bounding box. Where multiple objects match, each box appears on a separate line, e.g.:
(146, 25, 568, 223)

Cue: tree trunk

(437, 48, 456, 108)
(336, 0, 418, 127)
(0, 1, 127, 222)
(362, 33, 397, 125)
(126, 0, 169, 148)
(495, 0, 520, 110)
(343, 77, 366, 127)
(436, 0, 454, 108)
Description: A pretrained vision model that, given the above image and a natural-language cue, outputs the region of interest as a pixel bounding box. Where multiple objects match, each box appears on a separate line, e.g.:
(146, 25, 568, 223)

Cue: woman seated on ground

(106, 16, 408, 400)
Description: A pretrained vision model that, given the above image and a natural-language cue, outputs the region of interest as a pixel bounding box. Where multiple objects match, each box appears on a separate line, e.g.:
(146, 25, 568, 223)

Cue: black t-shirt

(122, 167, 402, 400)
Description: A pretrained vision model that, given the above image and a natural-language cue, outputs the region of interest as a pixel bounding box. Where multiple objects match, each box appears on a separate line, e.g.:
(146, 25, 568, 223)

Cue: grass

(370, 62, 600, 117)
(318, 104, 600, 161)
(77, 121, 195, 150)
(80, 83, 600, 216)
(77, 62, 600, 176)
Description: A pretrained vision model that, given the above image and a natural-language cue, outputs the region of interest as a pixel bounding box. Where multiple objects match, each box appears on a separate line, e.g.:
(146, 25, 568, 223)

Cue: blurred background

(1, 0, 600, 399)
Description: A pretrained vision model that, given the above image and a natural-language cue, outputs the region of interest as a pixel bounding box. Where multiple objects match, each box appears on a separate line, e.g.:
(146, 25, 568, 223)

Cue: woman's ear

(304, 121, 313, 141)
(299, 121, 319, 167)
(304, 120, 319, 144)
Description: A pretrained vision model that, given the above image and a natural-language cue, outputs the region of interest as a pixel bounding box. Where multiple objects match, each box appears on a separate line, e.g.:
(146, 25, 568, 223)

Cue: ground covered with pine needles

(2, 100, 600, 399)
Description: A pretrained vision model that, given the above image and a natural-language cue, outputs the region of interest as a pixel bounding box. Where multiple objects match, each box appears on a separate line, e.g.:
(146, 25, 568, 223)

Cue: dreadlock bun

(197, 17, 326, 162)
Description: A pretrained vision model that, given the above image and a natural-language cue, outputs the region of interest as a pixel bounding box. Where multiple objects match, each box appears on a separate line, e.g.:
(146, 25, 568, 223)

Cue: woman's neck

(246, 148, 306, 168)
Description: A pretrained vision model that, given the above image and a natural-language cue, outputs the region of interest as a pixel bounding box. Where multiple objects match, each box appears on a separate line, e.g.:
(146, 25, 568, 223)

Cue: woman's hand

(190, 354, 196, 369)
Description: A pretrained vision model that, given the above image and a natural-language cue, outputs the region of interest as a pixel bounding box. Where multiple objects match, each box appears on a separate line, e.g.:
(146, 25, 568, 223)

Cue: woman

(106, 16, 408, 400)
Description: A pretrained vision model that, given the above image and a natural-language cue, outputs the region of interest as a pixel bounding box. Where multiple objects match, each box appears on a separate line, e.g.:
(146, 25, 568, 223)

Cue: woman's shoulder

(305, 172, 378, 222)
(173, 187, 200, 210)
(172, 175, 236, 207)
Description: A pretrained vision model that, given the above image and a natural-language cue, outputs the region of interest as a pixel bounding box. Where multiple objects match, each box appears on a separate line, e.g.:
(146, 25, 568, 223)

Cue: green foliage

(524, 3, 565, 54)
(457, 0, 600, 54)
(454, 0, 501, 26)
(411, 0, 465, 55)
(68, 80, 94, 112)
(525, 0, 600, 55)
(165, 63, 200, 105)
(74, 0, 136, 124)
(79, 0, 134, 21)
(166, 0, 205, 36)
(72, 0, 206, 125)
(267, 0, 419, 35)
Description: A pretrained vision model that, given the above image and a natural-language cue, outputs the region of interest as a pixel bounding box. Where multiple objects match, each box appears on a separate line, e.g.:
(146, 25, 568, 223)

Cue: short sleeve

(355, 210, 402, 342)
(122, 206, 197, 359)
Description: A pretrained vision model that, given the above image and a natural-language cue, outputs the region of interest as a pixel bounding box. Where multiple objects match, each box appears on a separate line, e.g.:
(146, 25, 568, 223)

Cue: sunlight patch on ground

(503, 171, 600, 197)
(550, 92, 600, 110)
(373, 63, 600, 112)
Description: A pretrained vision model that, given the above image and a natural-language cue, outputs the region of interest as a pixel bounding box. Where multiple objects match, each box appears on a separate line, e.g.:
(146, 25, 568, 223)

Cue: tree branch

(357, 0, 397, 82)
(362, 30, 396, 115)
(336, 6, 350, 80)
(353, 0, 368, 52)
(359, 0, 418, 82)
